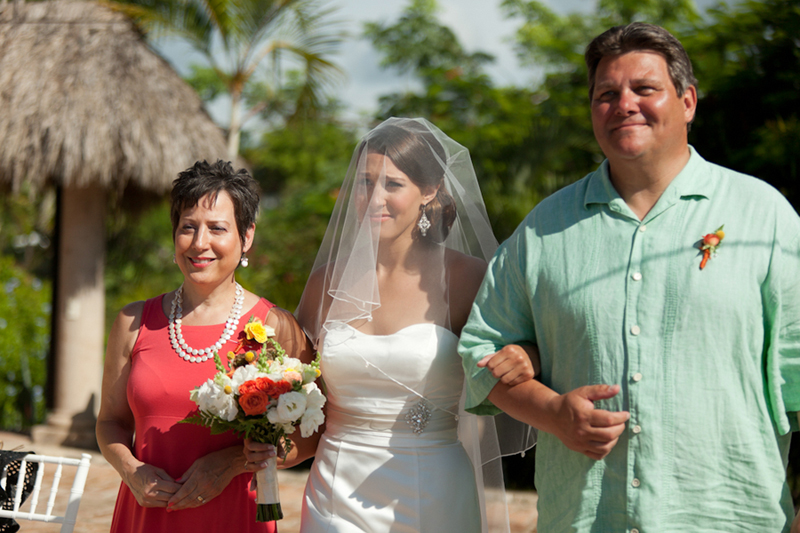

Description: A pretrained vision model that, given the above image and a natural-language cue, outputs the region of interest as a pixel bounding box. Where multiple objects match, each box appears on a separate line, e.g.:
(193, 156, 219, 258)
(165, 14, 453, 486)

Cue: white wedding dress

(301, 323, 482, 533)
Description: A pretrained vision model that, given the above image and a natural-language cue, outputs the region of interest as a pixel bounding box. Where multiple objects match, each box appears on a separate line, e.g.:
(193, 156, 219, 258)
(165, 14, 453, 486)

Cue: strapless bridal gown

(301, 323, 481, 533)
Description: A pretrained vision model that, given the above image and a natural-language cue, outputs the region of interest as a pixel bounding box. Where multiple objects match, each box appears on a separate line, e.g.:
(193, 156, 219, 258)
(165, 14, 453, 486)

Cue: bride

(246, 118, 535, 532)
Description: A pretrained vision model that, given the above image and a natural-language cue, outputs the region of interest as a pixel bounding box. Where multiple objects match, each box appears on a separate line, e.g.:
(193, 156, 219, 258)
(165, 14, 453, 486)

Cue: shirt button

(638, 224, 647, 232)
(632, 425, 642, 434)
(632, 372, 643, 382)
(632, 478, 641, 487)
(632, 272, 642, 281)
(630, 325, 641, 335)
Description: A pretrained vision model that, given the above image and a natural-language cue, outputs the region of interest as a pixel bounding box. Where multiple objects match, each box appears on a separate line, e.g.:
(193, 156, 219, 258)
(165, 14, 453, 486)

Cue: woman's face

(356, 153, 436, 242)
(174, 190, 254, 289)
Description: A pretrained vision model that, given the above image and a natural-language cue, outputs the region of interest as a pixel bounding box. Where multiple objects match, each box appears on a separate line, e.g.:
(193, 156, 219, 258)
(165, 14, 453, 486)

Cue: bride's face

(356, 153, 434, 242)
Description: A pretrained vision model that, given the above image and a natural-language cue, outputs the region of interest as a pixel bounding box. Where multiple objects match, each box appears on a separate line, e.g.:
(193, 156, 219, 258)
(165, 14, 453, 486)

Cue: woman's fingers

(243, 439, 277, 467)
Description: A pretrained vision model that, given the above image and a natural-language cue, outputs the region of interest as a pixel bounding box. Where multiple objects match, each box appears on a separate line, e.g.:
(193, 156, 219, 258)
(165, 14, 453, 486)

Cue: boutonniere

(698, 225, 725, 270)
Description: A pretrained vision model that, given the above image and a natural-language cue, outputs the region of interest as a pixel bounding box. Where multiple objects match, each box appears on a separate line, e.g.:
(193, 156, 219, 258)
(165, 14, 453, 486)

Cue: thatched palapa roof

(0, 0, 229, 193)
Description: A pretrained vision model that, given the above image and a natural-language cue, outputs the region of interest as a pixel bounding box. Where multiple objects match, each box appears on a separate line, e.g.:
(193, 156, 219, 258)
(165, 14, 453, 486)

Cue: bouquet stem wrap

(256, 456, 283, 522)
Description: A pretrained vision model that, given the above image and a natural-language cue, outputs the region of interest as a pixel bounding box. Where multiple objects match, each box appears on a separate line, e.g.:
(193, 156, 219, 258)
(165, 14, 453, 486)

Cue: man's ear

(683, 85, 698, 125)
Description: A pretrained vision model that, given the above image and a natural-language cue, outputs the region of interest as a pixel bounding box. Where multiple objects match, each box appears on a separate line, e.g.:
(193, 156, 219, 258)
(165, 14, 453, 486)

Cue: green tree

(0, 256, 51, 429)
(685, 0, 800, 207)
(108, 0, 345, 158)
(239, 106, 358, 309)
(0, 190, 55, 430)
(104, 200, 185, 332)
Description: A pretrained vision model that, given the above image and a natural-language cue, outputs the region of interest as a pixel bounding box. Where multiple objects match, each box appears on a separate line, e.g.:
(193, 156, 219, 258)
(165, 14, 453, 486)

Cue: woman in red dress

(96, 160, 315, 532)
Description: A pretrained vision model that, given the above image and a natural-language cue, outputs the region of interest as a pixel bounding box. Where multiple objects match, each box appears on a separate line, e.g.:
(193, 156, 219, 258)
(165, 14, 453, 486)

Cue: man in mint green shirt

(460, 22, 800, 532)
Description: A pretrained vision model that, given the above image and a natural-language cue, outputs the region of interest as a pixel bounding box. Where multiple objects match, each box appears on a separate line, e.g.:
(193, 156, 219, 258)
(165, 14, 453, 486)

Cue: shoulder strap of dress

(259, 298, 277, 322)
(130, 295, 164, 358)
(140, 294, 164, 330)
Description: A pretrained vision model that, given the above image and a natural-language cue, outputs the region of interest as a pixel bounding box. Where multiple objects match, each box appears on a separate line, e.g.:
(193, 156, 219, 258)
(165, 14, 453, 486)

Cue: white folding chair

(0, 453, 91, 533)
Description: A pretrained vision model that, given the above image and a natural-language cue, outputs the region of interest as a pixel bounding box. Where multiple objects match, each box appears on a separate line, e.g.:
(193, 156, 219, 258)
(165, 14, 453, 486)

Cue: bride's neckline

(340, 322, 457, 340)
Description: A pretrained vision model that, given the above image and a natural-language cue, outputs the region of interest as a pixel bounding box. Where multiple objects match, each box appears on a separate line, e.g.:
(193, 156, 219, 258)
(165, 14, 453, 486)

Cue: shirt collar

(584, 146, 715, 211)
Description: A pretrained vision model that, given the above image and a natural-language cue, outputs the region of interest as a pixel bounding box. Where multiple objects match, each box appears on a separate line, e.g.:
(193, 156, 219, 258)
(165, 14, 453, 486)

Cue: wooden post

(32, 184, 105, 449)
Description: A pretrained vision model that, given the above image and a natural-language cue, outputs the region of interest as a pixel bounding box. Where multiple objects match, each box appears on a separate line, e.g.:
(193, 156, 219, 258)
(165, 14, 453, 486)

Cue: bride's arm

(449, 251, 538, 386)
(478, 343, 540, 386)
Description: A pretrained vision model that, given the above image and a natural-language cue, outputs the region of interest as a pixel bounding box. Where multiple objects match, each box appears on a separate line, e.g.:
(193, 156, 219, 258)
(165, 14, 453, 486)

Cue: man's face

(591, 51, 696, 164)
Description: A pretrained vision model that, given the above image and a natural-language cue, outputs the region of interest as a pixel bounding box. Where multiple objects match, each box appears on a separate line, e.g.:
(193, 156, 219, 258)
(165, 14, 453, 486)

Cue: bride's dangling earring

(417, 204, 431, 237)
(240, 254, 249, 268)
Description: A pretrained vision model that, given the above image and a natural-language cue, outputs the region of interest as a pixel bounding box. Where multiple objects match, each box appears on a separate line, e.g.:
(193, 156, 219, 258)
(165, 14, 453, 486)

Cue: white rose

(303, 383, 326, 411)
(275, 391, 307, 423)
(299, 407, 325, 438)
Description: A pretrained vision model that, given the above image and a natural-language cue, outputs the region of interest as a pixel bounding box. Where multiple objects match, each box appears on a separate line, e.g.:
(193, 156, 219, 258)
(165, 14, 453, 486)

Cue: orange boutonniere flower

(698, 225, 725, 270)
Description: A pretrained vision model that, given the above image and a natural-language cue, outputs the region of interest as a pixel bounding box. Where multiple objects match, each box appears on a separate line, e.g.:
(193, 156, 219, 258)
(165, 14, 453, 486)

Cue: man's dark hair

(585, 22, 697, 100)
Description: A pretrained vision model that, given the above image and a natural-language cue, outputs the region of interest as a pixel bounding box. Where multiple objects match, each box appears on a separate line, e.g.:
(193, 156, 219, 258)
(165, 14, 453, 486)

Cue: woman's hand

(121, 459, 182, 508)
(166, 446, 246, 511)
(477, 344, 540, 387)
(242, 438, 279, 472)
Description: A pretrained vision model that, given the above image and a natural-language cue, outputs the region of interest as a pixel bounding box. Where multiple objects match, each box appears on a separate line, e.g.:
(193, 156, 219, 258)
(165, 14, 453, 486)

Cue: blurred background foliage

(1, 0, 798, 497)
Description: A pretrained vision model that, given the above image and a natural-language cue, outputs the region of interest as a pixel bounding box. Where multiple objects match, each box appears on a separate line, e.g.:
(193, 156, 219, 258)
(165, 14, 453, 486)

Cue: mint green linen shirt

(459, 147, 800, 532)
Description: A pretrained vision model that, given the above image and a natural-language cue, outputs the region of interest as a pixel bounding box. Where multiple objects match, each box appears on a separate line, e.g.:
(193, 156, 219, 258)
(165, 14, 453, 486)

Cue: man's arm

(488, 376, 629, 460)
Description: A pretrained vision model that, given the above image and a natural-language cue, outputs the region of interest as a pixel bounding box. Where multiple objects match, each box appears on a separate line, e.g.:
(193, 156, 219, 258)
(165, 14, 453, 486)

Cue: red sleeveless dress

(109, 295, 277, 533)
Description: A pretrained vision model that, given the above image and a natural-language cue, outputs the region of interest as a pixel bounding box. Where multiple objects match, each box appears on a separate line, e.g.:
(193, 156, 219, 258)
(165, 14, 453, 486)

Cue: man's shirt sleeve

(458, 224, 538, 415)
(763, 202, 800, 435)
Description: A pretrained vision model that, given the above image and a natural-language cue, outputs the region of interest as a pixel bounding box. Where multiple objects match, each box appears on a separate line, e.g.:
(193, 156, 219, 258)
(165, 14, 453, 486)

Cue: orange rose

(239, 389, 270, 416)
(238, 380, 261, 396)
(269, 380, 293, 398)
(255, 377, 275, 393)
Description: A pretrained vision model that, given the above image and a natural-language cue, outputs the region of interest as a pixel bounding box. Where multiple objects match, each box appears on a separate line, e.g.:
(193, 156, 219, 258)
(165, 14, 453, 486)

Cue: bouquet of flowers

(182, 316, 325, 522)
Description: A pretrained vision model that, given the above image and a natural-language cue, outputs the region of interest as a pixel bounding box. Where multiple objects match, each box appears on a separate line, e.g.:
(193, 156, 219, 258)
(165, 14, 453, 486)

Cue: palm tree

(106, 0, 344, 159)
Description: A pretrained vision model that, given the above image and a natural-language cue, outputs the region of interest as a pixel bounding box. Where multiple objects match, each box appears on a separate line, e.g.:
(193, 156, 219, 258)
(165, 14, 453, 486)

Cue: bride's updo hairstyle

(362, 121, 457, 244)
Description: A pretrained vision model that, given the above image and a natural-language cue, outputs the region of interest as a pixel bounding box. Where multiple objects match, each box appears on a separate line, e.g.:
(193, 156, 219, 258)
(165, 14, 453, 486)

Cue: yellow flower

(224, 385, 232, 394)
(244, 319, 268, 343)
(227, 351, 235, 360)
(715, 229, 725, 240)
(245, 351, 255, 362)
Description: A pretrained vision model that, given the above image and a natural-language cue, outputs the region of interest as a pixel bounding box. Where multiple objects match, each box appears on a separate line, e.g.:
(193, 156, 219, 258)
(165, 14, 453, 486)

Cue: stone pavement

(0, 431, 537, 532)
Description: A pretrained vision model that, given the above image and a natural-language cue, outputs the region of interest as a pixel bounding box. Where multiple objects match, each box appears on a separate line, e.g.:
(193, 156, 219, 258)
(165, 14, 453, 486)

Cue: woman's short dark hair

(585, 22, 697, 100)
(170, 160, 260, 247)
(361, 121, 457, 243)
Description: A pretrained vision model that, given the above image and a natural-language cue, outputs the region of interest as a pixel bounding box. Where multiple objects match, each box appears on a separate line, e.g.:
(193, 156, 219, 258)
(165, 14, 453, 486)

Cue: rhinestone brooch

(405, 400, 432, 434)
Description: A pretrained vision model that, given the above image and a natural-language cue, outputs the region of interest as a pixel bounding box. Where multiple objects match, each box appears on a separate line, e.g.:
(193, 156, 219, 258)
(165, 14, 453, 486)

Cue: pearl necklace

(168, 283, 244, 363)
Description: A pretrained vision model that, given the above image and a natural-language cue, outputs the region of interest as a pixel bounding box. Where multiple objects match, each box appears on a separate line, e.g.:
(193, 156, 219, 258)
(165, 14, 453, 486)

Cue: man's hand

(545, 384, 630, 460)
(477, 344, 539, 387)
(791, 507, 799, 533)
